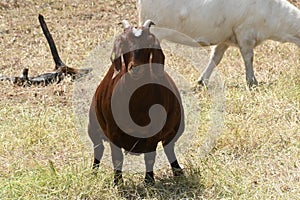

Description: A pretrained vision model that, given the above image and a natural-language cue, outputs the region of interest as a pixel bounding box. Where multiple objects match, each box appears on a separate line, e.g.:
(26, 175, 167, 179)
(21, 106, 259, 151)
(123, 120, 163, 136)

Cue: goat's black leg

(144, 151, 156, 186)
(110, 143, 124, 185)
(163, 142, 184, 177)
(92, 144, 104, 170)
(88, 104, 105, 171)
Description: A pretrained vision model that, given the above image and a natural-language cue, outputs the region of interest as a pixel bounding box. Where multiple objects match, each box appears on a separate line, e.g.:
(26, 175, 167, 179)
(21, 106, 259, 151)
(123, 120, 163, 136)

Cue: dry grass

(0, 0, 299, 199)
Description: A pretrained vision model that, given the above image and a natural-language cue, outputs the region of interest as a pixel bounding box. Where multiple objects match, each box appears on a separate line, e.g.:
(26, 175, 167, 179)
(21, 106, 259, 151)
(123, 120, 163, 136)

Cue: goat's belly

(108, 134, 161, 153)
(150, 19, 235, 46)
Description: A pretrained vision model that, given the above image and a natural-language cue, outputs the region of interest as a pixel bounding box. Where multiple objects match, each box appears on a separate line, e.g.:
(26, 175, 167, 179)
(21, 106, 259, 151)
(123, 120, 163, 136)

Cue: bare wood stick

(38, 14, 92, 79)
(38, 14, 65, 69)
(0, 15, 92, 87)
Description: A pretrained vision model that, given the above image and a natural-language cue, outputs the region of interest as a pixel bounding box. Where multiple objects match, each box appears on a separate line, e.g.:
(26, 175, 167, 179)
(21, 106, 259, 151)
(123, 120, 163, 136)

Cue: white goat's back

(138, 0, 300, 47)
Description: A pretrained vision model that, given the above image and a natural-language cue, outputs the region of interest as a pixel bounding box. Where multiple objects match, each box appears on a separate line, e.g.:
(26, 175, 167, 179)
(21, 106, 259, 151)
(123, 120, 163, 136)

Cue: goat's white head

(111, 20, 164, 79)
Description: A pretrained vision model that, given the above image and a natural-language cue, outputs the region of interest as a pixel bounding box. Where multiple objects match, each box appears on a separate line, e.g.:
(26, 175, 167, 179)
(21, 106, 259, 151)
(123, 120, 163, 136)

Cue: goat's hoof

(113, 170, 123, 186)
(197, 79, 208, 87)
(247, 77, 259, 89)
(113, 177, 124, 187)
(91, 168, 99, 176)
(144, 177, 155, 187)
(113, 178, 124, 186)
(144, 172, 155, 187)
(172, 167, 184, 177)
(247, 83, 259, 91)
(91, 160, 100, 175)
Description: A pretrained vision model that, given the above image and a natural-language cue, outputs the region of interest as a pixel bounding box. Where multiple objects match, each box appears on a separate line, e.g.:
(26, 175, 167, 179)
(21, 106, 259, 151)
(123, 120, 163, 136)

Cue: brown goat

(88, 20, 184, 185)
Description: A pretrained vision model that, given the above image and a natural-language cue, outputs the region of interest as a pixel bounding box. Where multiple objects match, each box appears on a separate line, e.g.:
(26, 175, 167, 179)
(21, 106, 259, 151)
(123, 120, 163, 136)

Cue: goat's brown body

(89, 21, 184, 185)
(92, 63, 183, 154)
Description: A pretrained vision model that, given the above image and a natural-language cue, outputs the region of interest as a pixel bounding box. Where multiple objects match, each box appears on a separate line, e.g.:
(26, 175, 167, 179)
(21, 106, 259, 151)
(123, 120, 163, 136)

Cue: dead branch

(0, 14, 92, 87)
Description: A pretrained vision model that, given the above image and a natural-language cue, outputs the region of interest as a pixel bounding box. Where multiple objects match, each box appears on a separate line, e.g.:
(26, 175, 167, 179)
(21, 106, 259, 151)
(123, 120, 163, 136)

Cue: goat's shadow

(116, 170, 204, 199)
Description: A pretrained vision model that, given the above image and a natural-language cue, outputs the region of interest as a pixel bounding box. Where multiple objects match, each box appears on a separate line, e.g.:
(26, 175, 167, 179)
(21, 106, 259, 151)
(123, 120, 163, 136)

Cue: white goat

(138, 0, 300, 87)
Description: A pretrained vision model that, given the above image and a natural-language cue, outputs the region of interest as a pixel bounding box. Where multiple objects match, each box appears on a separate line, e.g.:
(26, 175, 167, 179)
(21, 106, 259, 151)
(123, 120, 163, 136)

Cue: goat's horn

(122, 20, 131, 29)
(143, 19, 155, 28)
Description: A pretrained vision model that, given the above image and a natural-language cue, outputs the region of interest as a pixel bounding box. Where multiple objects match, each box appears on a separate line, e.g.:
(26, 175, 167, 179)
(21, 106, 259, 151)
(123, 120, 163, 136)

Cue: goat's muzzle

(127, 62, 150, 80)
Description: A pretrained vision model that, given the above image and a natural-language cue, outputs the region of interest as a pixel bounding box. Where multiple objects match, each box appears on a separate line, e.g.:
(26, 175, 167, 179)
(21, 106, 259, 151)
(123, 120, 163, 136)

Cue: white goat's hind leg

(198, 43, 229, 86)
(239, 46, 258, 87)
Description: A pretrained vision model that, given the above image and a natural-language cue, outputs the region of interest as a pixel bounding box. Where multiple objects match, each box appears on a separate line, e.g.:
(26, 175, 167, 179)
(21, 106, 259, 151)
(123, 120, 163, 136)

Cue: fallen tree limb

(0, 14, 92, 86)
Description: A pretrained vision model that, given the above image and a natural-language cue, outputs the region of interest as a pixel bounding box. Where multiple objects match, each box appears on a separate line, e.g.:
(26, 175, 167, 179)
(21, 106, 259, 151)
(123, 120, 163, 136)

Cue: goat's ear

(111, 35, 123, 73)
(151, 38, 165, 75)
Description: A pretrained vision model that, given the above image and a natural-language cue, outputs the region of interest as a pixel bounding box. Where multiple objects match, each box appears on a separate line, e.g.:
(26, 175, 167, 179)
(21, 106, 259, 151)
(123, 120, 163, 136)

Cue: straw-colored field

(1, 0, 299, 199)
